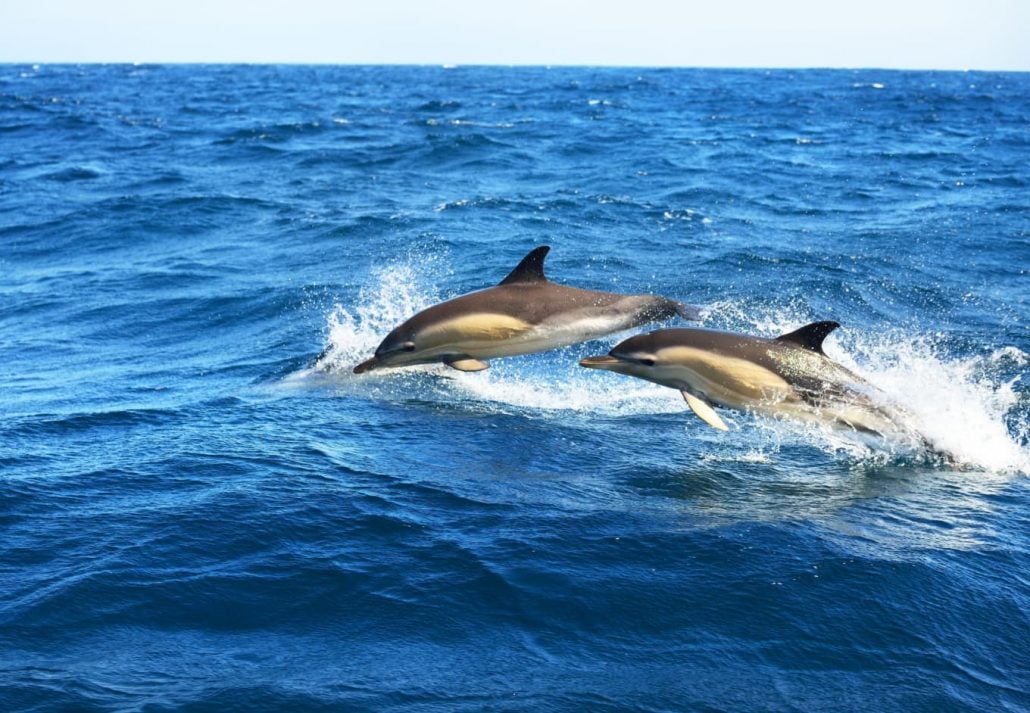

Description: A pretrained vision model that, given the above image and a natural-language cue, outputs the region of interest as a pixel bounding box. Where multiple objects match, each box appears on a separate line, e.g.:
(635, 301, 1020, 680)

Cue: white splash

(447, 364, 683, 416)
(709, 302, 1029, 472)
(311, 261, 443, 374)
(827, 335, 1029, 473)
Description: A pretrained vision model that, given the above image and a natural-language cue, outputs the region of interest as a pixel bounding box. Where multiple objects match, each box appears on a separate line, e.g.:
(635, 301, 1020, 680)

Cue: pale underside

(650, 346, 904, 435)
(414, 310, 639, 361)
(654, 347, 796, 407)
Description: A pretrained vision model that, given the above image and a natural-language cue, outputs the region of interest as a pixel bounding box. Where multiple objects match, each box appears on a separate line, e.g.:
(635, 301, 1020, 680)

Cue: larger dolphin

(580, 321, 919, 439)
(353, 246, 698, 374)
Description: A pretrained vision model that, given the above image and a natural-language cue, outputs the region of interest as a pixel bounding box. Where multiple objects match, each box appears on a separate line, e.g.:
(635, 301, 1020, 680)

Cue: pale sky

(1, 0, 1027, 70)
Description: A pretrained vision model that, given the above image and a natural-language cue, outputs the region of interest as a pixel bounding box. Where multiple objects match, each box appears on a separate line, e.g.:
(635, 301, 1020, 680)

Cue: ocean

(1, 64, 1028, 711)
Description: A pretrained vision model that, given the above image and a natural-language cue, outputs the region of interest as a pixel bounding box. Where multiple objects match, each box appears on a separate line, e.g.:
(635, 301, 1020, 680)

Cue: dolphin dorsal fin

(775, 321, 840, 354)
(499, 246, 550, 286)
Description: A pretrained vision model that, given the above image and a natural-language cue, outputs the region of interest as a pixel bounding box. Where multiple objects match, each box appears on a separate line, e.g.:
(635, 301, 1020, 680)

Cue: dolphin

(352, 246, 698, 374)
(580, 321, 919, 439)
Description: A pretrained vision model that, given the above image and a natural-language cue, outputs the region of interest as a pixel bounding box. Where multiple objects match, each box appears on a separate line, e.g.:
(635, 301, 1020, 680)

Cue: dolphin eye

(640, 357, 656, 367)
(402, 342, 416, 352)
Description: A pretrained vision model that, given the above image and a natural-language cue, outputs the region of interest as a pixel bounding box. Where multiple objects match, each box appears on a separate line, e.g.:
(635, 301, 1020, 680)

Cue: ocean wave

(5, 408, 180, 438)
(43, 165, 103, 182)
(4, 65, 1029, 711)
(212, 121, 330, 146)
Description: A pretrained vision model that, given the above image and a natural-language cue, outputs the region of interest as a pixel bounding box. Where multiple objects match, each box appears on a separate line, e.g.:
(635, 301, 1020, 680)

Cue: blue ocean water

(1, 63, 1028, 711)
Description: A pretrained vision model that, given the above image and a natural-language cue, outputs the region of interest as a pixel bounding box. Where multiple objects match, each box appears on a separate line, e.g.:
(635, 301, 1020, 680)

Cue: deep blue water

(2, 64, 1029, 711)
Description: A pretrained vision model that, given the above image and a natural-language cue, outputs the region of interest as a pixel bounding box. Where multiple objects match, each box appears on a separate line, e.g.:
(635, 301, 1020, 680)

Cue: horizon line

(4, 60, 1028, 74)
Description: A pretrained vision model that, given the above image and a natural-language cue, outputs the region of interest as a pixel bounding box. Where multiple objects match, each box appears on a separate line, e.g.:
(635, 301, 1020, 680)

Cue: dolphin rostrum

(352, 246, 698, 374)
(580, 321, 921, 439)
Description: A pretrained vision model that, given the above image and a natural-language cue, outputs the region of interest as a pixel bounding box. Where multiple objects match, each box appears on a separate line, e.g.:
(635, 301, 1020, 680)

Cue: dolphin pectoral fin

(443, 356, 490, 372)
(834, 416, 883, 437)
(681, 390, 730, 431)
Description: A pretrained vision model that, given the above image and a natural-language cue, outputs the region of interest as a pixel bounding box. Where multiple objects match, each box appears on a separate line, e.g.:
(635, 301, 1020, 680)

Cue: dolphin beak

(579, 355, 622, 370)
(353, 356, 380, 374)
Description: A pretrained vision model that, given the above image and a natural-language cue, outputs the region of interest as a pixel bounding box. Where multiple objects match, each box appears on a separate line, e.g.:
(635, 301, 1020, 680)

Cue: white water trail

(828, 337, 1028, 472)
(315, 262, 443, 374)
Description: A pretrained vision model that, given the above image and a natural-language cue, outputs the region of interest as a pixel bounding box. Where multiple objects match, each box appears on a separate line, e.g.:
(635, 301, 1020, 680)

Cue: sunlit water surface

(2, 65, 1028, 711)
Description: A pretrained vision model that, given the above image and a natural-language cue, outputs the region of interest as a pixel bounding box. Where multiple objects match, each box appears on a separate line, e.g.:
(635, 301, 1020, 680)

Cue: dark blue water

(2, 64, 1029, 711)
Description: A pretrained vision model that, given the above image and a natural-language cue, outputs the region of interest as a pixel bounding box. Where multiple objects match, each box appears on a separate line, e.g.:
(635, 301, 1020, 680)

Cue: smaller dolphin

(352, 246, 698, 374)
(580, 321, 918, 439)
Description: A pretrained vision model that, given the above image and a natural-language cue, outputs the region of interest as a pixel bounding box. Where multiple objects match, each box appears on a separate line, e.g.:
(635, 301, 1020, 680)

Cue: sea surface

(1, 64, 1028, 711)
